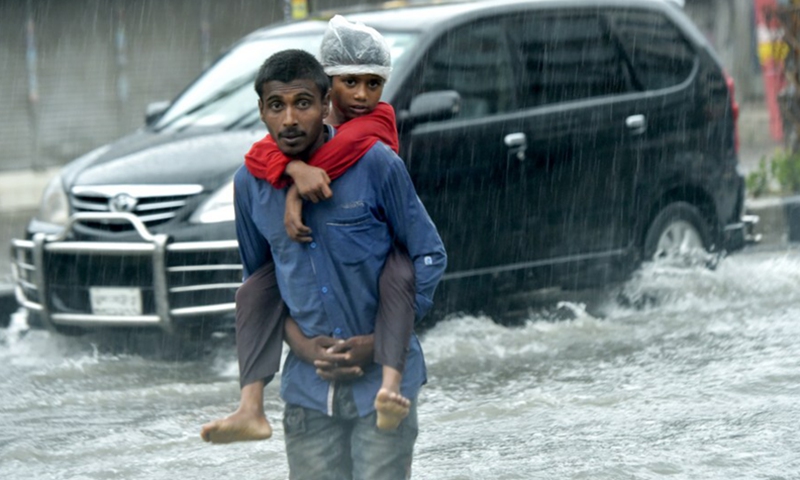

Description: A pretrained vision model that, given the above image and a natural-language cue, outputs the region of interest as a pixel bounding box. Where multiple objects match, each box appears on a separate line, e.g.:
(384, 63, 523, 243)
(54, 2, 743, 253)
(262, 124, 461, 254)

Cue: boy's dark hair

(254, 49, 329, 99)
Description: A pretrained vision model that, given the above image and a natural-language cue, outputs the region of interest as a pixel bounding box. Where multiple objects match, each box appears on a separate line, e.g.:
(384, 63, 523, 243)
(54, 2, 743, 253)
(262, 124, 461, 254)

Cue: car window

(154, 31, 419, 132)
(154, 35, 324, 132)
(610, 9, 696, 90)
(413, 19, 515, 119)
(510, 10, 634, 109)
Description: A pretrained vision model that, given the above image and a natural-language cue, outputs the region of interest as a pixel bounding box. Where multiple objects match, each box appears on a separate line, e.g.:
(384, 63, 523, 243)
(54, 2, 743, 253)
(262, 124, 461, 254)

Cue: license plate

(89, 287, 142, 316)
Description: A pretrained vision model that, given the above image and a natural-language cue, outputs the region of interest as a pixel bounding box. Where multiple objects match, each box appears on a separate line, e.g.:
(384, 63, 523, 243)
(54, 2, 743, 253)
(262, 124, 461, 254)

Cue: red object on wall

(754, 0, 786, 141)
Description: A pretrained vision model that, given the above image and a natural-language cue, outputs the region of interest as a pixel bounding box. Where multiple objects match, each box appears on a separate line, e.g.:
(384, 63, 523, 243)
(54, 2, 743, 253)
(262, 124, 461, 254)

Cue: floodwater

(2, 247, 800, 479)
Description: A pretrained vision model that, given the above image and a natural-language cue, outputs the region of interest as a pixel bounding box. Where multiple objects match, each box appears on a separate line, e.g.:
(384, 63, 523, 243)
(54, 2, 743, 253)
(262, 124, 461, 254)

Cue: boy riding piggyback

(247, 15, 422, 432)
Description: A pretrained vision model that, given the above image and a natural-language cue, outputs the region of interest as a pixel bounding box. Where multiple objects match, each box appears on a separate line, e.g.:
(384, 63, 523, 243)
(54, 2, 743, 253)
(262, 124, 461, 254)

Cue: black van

(10, 0, 755, 336)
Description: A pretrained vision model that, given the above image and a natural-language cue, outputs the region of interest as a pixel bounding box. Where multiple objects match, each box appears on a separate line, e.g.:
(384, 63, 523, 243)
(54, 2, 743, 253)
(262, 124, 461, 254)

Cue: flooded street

(2, 246, 800, 479)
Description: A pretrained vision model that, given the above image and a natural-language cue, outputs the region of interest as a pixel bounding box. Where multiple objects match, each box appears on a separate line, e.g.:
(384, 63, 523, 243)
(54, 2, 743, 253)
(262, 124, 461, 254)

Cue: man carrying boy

(201, 16, 422, 444)
(231, 49, 446, 478)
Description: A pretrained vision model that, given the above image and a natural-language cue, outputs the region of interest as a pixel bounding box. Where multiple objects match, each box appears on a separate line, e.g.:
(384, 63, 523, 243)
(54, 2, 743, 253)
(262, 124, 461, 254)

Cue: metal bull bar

(10, 212, 241, 333)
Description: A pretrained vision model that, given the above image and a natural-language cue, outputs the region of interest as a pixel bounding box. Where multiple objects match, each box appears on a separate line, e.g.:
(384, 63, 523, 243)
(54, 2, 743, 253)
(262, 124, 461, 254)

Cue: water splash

(611, 248, 800, 316)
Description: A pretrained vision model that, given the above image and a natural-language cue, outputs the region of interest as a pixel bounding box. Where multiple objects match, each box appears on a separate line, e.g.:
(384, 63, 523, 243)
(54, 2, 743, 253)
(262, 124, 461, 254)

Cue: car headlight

(37, 174, 69, 226)
(190, 180, 235, 224)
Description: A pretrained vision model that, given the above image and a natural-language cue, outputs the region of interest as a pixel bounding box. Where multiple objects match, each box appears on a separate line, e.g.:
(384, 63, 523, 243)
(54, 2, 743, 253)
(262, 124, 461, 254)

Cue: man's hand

(285, 160, 332, 203)
(284, 318, 373, 382)
(284, 185, 312, 242)
(314, 334, 375, 382)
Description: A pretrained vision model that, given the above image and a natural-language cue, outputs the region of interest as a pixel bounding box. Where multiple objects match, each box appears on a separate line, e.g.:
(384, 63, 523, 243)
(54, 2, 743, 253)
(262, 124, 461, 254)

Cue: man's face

(330, 74, 385, 123)
(258, 79, 330, 159)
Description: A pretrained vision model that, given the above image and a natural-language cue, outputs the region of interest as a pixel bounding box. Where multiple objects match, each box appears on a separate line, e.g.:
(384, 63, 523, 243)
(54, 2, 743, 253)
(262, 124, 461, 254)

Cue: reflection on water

(2, 248, 800, 479)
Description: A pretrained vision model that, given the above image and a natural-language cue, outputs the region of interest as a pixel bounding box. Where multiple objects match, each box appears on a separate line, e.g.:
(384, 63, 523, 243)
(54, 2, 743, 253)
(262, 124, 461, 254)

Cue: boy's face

(330, 74, 385, 123)
(258, 79, 330, 159)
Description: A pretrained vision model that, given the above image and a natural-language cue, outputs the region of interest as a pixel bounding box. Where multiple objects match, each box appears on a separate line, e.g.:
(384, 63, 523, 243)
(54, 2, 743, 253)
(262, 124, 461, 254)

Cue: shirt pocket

(325, 211, 383, 266)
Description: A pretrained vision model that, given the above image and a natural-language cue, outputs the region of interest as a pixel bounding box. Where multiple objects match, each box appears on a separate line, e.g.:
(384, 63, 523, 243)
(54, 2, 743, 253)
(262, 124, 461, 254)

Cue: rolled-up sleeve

(379, 155, 447, 321)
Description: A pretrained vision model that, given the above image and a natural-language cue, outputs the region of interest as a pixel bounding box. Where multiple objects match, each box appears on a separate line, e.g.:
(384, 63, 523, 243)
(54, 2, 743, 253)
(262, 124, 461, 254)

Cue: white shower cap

(319, 15, 392, 81)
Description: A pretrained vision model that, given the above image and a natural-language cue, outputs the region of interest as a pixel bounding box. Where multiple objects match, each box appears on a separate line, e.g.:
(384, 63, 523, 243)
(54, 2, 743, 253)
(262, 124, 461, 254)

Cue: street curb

(0, 167, 59, 213)
(745, 194, 800, 246)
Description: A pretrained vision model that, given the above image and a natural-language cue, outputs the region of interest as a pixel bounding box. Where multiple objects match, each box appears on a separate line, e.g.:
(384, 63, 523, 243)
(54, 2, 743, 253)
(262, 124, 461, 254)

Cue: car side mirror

(398, 90, 461, 126)
(144, 101, 171, 126)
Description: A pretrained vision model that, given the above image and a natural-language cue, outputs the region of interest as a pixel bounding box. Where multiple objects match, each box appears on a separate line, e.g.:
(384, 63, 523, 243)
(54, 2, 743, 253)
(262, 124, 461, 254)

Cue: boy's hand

(284, 185, 312, 242)
(285, 160, 332, 203)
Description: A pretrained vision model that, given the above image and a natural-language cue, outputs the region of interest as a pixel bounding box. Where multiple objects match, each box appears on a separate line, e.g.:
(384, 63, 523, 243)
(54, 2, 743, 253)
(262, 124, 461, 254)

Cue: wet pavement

(2, 245, 799, 479)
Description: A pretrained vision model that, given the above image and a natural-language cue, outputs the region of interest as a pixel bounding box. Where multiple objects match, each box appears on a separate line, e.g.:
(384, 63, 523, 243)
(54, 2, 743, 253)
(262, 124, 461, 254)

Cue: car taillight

(724, 71, 740, 154)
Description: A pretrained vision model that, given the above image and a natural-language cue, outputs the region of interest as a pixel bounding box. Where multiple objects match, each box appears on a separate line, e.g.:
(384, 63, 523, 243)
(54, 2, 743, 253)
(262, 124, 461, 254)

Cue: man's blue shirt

(234, 133, 447, 416)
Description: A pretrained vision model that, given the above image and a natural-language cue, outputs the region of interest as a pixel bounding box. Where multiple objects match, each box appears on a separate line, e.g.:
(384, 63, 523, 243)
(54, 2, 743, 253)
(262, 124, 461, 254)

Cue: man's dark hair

(254, 49, 329, 99)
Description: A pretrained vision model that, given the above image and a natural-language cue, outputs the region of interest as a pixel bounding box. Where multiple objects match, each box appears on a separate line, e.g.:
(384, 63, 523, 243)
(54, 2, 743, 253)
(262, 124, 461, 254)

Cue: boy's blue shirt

(234, 129, 447, 416)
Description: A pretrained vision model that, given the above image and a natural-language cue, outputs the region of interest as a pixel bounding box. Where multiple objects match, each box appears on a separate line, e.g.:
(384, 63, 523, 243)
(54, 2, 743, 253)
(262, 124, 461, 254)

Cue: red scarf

(244, 102, 399, 189)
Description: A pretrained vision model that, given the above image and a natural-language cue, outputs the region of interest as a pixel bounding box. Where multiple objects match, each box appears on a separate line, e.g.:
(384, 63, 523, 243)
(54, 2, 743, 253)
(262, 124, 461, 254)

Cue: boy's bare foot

(200, 410, 273, 444)
(374, 388, 410, 430)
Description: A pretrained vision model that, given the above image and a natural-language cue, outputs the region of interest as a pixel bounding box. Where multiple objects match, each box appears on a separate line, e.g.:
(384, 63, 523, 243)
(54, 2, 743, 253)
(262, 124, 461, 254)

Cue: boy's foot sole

(200, 412, 273, 444)
(375, 388, 410, 430)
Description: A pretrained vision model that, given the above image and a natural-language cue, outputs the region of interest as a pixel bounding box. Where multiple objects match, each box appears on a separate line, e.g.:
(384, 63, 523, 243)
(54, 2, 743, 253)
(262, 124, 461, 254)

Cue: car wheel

(643, 202, 711, 262)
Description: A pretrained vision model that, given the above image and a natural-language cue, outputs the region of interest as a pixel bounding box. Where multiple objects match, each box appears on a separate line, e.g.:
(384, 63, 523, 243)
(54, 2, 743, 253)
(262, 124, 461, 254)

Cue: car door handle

(504, 132, 527, 161)
(504, 132, 526, 148)
(626, 114, 647, 135)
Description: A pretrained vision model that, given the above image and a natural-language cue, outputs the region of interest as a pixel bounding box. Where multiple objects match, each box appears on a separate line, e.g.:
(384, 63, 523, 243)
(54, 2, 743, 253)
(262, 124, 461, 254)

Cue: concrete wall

(684, 0, 764, 101)
(0, 0, 379, 172)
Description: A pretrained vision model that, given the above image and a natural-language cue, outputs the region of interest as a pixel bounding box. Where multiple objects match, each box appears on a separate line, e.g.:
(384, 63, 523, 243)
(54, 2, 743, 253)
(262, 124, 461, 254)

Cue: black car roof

(240, 0, 710, 101)
(339, 0, 680, 30)
(250, 0, 683, 38)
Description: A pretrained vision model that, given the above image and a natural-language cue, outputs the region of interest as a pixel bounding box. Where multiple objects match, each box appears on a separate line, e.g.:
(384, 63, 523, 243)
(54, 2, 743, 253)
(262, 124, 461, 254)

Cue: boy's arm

(280, 104, 398, 241)
(281, 103, 398, 200)
(284, 184, 312, 242)
(245, 133, 334, 201)
(245, 104, 397, 190)
(243, 135, 294, 189)
(378, 153, 448, 322)
(284, 161, 332, 203)
(305, 103, 398, 181)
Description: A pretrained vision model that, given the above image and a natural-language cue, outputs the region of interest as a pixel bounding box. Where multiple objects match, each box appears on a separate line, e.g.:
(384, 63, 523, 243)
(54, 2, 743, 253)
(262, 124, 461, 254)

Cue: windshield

(153, 31, 419, 132)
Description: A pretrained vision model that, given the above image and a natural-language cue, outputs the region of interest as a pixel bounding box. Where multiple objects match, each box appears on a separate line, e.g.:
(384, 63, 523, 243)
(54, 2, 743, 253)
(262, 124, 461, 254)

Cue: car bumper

(10, 212, 241, 333)
(723, 214, 761, 251)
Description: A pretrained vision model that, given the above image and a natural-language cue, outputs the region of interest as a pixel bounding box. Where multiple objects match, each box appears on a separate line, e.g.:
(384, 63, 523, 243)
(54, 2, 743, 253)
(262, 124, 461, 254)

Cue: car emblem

(109, 193, 138, 213)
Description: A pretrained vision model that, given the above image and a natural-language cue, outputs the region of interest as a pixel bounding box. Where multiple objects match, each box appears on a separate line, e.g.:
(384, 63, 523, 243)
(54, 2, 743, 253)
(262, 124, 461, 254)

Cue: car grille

(47, 252, 159, 315)
(43, 249, 242, 315)
(10, 235, 242, 329)
(70, 184, 203, 232)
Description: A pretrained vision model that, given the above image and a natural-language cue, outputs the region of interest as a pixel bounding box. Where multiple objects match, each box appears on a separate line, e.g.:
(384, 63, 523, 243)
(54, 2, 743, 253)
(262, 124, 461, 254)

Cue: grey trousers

(235, 247, 415, 388)
(283, 384, 418, 480)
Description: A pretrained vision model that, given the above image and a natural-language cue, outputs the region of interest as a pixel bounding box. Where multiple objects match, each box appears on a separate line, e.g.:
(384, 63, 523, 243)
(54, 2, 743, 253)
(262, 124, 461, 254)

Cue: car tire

(643, 202, 711, 261)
